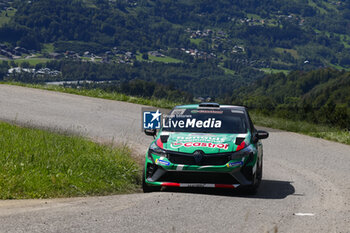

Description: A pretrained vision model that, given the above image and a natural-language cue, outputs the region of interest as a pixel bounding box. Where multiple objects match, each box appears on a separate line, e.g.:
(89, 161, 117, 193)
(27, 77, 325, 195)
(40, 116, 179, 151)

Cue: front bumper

(144, 152, 256, 189)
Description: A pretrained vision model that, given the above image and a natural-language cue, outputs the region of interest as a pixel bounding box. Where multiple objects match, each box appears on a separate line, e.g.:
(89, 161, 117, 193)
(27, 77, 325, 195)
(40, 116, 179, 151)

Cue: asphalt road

(0, 84, 349, 233)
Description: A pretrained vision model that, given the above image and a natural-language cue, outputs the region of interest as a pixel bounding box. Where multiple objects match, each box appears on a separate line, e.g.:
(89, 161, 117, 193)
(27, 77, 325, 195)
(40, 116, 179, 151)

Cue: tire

(244, 159, 262, 195)
(257, 157, 263, 181)
(142, 168, 161, 193)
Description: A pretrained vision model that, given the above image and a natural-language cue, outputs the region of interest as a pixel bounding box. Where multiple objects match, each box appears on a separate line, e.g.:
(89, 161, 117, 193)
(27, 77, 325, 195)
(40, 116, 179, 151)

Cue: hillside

(0, 0, 350, 99)
(231, 68, 350, 128)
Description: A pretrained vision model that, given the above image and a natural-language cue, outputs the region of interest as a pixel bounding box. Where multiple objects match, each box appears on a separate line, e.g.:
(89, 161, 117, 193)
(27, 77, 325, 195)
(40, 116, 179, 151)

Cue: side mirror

(252, 130, 269, 143)
(144, 129, 157, 137)
(256, 130, 269, 140)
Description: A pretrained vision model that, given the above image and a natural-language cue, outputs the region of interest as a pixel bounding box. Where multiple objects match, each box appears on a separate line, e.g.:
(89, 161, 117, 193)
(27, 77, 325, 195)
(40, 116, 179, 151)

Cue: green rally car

(143, 103, 269, 193)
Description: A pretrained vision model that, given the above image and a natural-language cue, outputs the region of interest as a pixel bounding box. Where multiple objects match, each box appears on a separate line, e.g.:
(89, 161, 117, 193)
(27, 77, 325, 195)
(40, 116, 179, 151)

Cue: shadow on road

(162, 179, 295, 199)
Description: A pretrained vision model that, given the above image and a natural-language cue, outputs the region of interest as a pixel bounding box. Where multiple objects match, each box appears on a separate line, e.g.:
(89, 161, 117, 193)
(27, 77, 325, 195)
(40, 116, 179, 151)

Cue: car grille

(158, 171, 237, 184)
(167, 151, 231, 165)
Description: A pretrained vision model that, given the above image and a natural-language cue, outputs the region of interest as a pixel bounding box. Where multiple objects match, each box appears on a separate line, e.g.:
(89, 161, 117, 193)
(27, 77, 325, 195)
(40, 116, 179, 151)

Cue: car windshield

(162, 108, 248, 134)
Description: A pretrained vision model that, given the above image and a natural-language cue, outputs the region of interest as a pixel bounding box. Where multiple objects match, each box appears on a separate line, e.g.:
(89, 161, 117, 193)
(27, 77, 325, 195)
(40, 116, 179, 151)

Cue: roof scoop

(199, 102, 220, 108)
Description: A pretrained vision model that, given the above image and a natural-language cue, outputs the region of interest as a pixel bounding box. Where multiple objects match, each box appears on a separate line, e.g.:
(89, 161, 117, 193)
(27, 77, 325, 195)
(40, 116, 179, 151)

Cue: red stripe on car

(215, 184, 235, 189)
(156, 138, 164, 149)
(236, 141, 245, 151)
(162, 182, 180, 187)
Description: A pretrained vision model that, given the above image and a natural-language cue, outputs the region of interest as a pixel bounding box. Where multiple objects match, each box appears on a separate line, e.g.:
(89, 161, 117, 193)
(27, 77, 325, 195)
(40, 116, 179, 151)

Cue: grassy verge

(0, 121, 140, 199)
(250, 111, 350, 145)
(1, 82, 349, 145)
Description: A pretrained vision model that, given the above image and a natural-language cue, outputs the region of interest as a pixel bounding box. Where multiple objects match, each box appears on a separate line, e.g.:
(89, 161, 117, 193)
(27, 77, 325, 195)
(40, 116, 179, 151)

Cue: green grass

(42, 43, 55, 53)
(135, 52, 143, 61)
(0, 8, 16, 26)
(314, 29, 350, 48)
(218, 65, 235, 75)
(15, 58, 51, 66)
(260, 68, 289, 75)
(136, 52, 182, 64)
(0, 121, 140, 199)
(274, 47, 300, 59)
(148, 55, 182, 63)
(246, 13, 262, 20)
(83, 0, 98, 8)
(327, 63, 350, 71)
(308, 0, 328, 14)
(250, 111, 350, 145)
(190, 38, 204, 46)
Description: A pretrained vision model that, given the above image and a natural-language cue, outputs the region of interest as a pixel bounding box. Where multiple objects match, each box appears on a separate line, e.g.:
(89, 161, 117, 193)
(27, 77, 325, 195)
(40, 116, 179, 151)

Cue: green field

(15, 58, 51, 66)
(0, 121, 140, 199)
(218, 65, 235, 75)
(315, 29, 350, 49)
(148, 55, 182, 63)
(190, 38, 204, 46)
(274, 47, 300, 59)
(246, 13, 262, 20)
(41, 43, 55, 53)
(260, 68, 290, 75)
(0, 7, 16, 26)
(136, 52, 182, 64)
(308, 0, 328, 14)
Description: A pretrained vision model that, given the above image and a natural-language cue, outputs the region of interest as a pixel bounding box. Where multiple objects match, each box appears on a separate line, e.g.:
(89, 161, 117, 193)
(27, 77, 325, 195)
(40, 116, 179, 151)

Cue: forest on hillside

(0, 0, 350, 128)
(231, 68, 350, 129)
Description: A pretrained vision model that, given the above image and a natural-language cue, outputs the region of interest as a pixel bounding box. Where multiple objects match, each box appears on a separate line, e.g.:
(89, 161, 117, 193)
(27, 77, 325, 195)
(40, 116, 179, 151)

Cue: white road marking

(294, 213, 315, 216)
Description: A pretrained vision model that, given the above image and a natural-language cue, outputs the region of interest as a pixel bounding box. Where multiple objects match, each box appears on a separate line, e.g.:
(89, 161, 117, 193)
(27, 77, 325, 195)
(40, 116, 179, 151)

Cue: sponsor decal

(142, 108, 226, 131)
(191, 110, 223, 114)
(173, 135, 226, 143)
(163, 118, 221, 129)
(155, 158, 170, 166)
(227, 161, 243, 167)
(170, 142, 229, 150)
(143, 109, 162, 129)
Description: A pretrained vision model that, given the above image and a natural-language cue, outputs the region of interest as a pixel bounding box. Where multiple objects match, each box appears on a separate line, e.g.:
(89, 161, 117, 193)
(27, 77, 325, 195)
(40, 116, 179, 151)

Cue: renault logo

(193, 150, 204, 165)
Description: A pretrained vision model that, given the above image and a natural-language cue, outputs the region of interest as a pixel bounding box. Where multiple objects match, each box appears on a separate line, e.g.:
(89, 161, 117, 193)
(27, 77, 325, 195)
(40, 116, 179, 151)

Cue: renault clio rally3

(143, 103, 269, 193)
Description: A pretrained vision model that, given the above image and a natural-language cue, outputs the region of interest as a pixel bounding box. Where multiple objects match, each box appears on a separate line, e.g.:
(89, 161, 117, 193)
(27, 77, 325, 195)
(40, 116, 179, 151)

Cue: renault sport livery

(143, 103, 269, 193)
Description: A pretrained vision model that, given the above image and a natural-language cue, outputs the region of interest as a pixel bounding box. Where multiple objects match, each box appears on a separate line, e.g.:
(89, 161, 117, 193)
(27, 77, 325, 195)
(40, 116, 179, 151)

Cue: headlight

(230, 145, 254, 160)
(149, 142, 167, 157)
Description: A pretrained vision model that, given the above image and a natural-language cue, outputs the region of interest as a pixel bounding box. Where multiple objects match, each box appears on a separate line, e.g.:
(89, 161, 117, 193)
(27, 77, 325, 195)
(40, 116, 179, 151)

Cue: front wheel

(142, 169, 161, 193)
(244, 159, 262, 195)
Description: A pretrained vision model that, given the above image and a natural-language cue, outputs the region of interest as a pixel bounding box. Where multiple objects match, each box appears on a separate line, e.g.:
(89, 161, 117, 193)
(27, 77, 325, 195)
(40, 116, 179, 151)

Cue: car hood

(156, 131, 250, 154)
